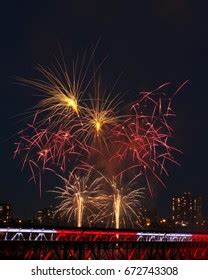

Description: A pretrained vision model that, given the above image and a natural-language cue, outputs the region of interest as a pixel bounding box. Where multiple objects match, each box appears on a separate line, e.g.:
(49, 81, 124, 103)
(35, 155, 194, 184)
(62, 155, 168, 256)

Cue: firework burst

(110, 82, 187, 195)
(17, 65, 81, 126)
(52, 169, 103, 227)
(13, 116, 92, 195)
(79, 78, 122, 149)
(15, 47, 104, 131)
(95, 173, 145, 229)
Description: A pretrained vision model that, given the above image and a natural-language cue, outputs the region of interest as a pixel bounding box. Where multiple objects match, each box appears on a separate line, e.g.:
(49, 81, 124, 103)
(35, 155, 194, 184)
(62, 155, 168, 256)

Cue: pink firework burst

(13, 117, 92, 195)
(110, 82, 188, 195)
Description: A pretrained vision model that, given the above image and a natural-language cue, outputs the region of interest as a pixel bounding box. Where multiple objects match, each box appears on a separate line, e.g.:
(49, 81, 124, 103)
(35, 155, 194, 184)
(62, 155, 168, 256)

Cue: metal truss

(0, 228, 195, 242)
(0, 241, 208, 260)
(0, 228, 208, 259)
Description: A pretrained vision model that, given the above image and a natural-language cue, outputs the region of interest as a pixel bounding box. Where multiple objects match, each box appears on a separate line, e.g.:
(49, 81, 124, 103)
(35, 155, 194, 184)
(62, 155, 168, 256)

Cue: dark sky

(0, 1, 207, 219)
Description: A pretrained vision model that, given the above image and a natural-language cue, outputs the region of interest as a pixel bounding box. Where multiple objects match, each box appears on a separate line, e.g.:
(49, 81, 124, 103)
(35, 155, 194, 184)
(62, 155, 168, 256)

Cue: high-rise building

(142, 207, 159, 228)
(0, 201, 12, 225)
(34, 206, 55, 226)
(171, 192, 203, 228)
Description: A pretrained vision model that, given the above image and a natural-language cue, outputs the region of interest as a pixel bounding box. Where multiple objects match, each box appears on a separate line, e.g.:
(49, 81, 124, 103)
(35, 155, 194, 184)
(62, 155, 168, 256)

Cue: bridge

(0, 228, 208, 259)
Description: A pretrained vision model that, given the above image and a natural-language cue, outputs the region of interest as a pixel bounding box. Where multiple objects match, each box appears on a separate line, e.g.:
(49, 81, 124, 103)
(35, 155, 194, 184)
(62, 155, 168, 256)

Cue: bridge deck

(0, 228, 208, 242)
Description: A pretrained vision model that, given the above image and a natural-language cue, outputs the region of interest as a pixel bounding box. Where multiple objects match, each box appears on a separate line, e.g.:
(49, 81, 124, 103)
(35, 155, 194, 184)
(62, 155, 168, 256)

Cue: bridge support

(0, 241, 208, 260)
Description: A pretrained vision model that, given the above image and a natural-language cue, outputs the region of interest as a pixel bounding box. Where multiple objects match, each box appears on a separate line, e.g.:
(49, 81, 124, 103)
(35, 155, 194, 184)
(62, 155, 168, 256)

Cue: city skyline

(1, 191, 206, 232)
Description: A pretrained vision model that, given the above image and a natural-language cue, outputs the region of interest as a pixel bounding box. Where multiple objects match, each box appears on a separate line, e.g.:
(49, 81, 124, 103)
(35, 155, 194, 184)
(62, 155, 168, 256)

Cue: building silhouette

(0, 201, 12, 225)
(171, 192, 204, 228)
(141, 207, 159, 229)
(34, 206, 55, 226)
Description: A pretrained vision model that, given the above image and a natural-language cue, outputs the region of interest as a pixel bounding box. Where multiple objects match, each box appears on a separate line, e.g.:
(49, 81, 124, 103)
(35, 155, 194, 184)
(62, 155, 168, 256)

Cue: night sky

(0, 1, 207, 220)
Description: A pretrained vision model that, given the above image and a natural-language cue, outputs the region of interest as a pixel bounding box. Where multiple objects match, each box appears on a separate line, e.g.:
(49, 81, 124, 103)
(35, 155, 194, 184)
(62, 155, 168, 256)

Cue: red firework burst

(109, 81, 188, 195)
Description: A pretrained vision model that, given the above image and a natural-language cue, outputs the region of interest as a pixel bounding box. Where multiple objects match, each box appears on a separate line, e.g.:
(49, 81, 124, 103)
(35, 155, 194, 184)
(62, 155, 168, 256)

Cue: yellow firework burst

(17, 64, 81, 118)
(81, 78, 122, 146)
(52, 170, 103, 227)
(15, 51, 99, 129)
(97, 174, 145, 229)
(88, 108, 116, 137)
